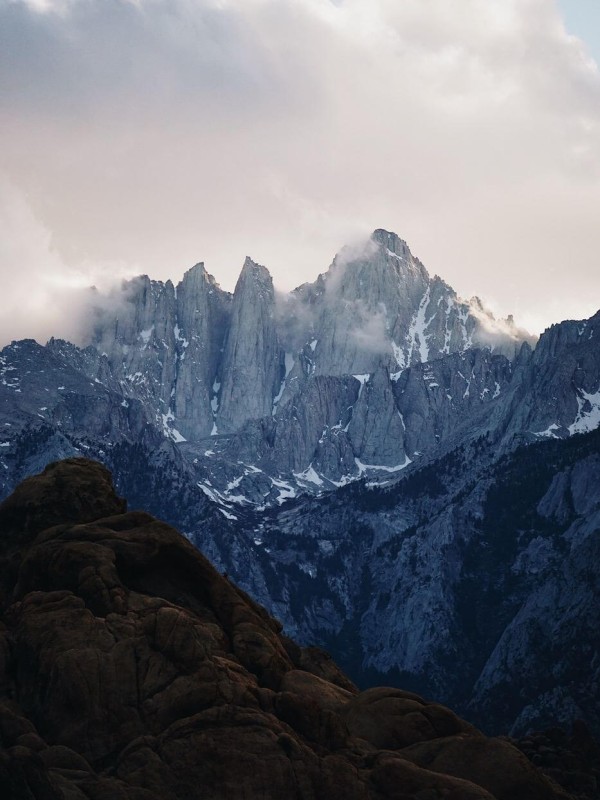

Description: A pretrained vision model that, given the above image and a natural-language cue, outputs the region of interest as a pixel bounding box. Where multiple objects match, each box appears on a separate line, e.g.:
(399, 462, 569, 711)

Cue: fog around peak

(2, 0, 600, 340)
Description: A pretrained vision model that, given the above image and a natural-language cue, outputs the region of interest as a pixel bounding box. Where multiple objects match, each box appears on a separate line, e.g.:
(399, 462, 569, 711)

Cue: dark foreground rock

(0, 459, 574, 800)
(511, 722, 600, 799)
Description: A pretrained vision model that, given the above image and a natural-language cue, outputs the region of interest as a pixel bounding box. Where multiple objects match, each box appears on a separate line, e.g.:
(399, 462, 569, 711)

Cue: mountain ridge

(76, 228, 536, 498)
(0, 229, 599, 744)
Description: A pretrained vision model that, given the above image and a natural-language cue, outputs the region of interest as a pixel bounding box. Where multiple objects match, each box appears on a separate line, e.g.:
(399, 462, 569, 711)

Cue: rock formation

(76, 229, 532, 487)
(0, 458, 573, 799)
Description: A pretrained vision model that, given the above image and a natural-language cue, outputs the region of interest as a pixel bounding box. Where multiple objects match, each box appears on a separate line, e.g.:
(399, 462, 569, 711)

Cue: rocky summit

(0, 458, 576, 800)
(79, 228, 534, 496)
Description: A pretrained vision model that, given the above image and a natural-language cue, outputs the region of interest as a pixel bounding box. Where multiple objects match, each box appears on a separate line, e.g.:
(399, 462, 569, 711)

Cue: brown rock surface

(512, 723, 600, 799)
(0, 458, 575, 799)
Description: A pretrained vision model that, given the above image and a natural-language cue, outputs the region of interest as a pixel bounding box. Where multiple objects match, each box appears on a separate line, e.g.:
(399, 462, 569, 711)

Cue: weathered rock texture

(0, 458, 573, 800)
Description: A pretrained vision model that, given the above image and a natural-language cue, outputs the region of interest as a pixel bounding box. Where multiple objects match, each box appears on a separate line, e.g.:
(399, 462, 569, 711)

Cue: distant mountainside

(0, 229, 599, 739)
(0, 458, 577, 800)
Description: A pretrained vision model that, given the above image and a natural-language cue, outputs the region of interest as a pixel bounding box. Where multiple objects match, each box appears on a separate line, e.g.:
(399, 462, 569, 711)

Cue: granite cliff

(81, 229, 532, 497)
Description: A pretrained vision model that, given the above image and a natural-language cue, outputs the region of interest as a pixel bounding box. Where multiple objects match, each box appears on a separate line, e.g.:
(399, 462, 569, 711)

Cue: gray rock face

(467, 449, 600, 736)
(89, 264, 231, 442)
(198, 425, 600, 739)
(217, 258, 283, 433)
(77, 229, 534, 496)
(173, 263, 231, 439)
(278, 229, 527, 381)
(519, 312, 600, 438)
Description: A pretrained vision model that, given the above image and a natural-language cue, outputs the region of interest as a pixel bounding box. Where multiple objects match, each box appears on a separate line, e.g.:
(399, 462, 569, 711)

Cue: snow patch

(353, 373, 370, 400)
(240, 462, 263, 474)
(271, 477, 297, 504)
(139, 327, 154, 346)
(568, 389, 600, 435)
(355, 456, 412, 475)
(161, 410, 186, 442)
(225, 475, 243, 493)
(442, 296, 454, 354)
(534, 423, 561, 439)
(386, 248, 406, 262)
(174, 324, 189, 348)
(407, 286, 431, 363)
(293, 464, 324, 486)
(198, 483, 221, 503)
(390, 340, 405, 380)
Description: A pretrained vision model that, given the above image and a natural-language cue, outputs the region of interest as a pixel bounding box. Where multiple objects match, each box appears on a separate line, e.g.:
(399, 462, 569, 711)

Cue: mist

(0, 180, 136, 347)
(2, 0, 600, 341)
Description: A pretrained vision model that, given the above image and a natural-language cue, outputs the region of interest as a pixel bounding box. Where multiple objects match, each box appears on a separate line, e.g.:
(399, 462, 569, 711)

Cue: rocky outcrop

(513, 722, 600, 799)
(499, 310, 600, 443)
(217, 258, 283, 433)
(0, 458, 573, 799)
(172, 262, 231, 439)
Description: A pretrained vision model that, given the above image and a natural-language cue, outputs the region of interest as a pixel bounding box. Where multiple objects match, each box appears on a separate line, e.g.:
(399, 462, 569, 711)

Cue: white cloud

(0, 178, 135, 346)
(1, 0, 599, 337)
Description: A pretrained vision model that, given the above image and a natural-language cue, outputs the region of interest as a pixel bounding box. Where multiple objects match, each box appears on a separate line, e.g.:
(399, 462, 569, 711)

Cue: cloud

(0, 178, 135, 346)
(465, 296, 537, 349)
(1, 0, 600, 336)
(349, 304, 389, 354)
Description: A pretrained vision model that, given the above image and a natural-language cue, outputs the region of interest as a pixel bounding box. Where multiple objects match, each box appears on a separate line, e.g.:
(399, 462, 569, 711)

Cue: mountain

(0, 229, 599, 741)
(82, 228, 533, 499)
(209, 425, 600, 739)
(0, 458, 576, 800)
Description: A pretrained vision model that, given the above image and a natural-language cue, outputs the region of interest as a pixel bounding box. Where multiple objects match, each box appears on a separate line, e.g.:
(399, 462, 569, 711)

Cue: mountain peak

(238, 256, 273, 287)
(179, 261, 223, 291)
(183, 261, 207, 278)
(371, 228, 412, 259)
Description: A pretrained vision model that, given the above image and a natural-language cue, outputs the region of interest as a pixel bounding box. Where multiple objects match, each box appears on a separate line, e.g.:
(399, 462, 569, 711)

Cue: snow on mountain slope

(1, 230, 599, 740)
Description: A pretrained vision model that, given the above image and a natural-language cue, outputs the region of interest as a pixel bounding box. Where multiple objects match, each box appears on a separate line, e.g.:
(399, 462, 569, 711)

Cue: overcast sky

(1, 0, 600, 344)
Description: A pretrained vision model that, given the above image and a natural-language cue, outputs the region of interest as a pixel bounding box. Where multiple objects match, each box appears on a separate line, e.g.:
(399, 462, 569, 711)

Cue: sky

(1, 0, 600, 345)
